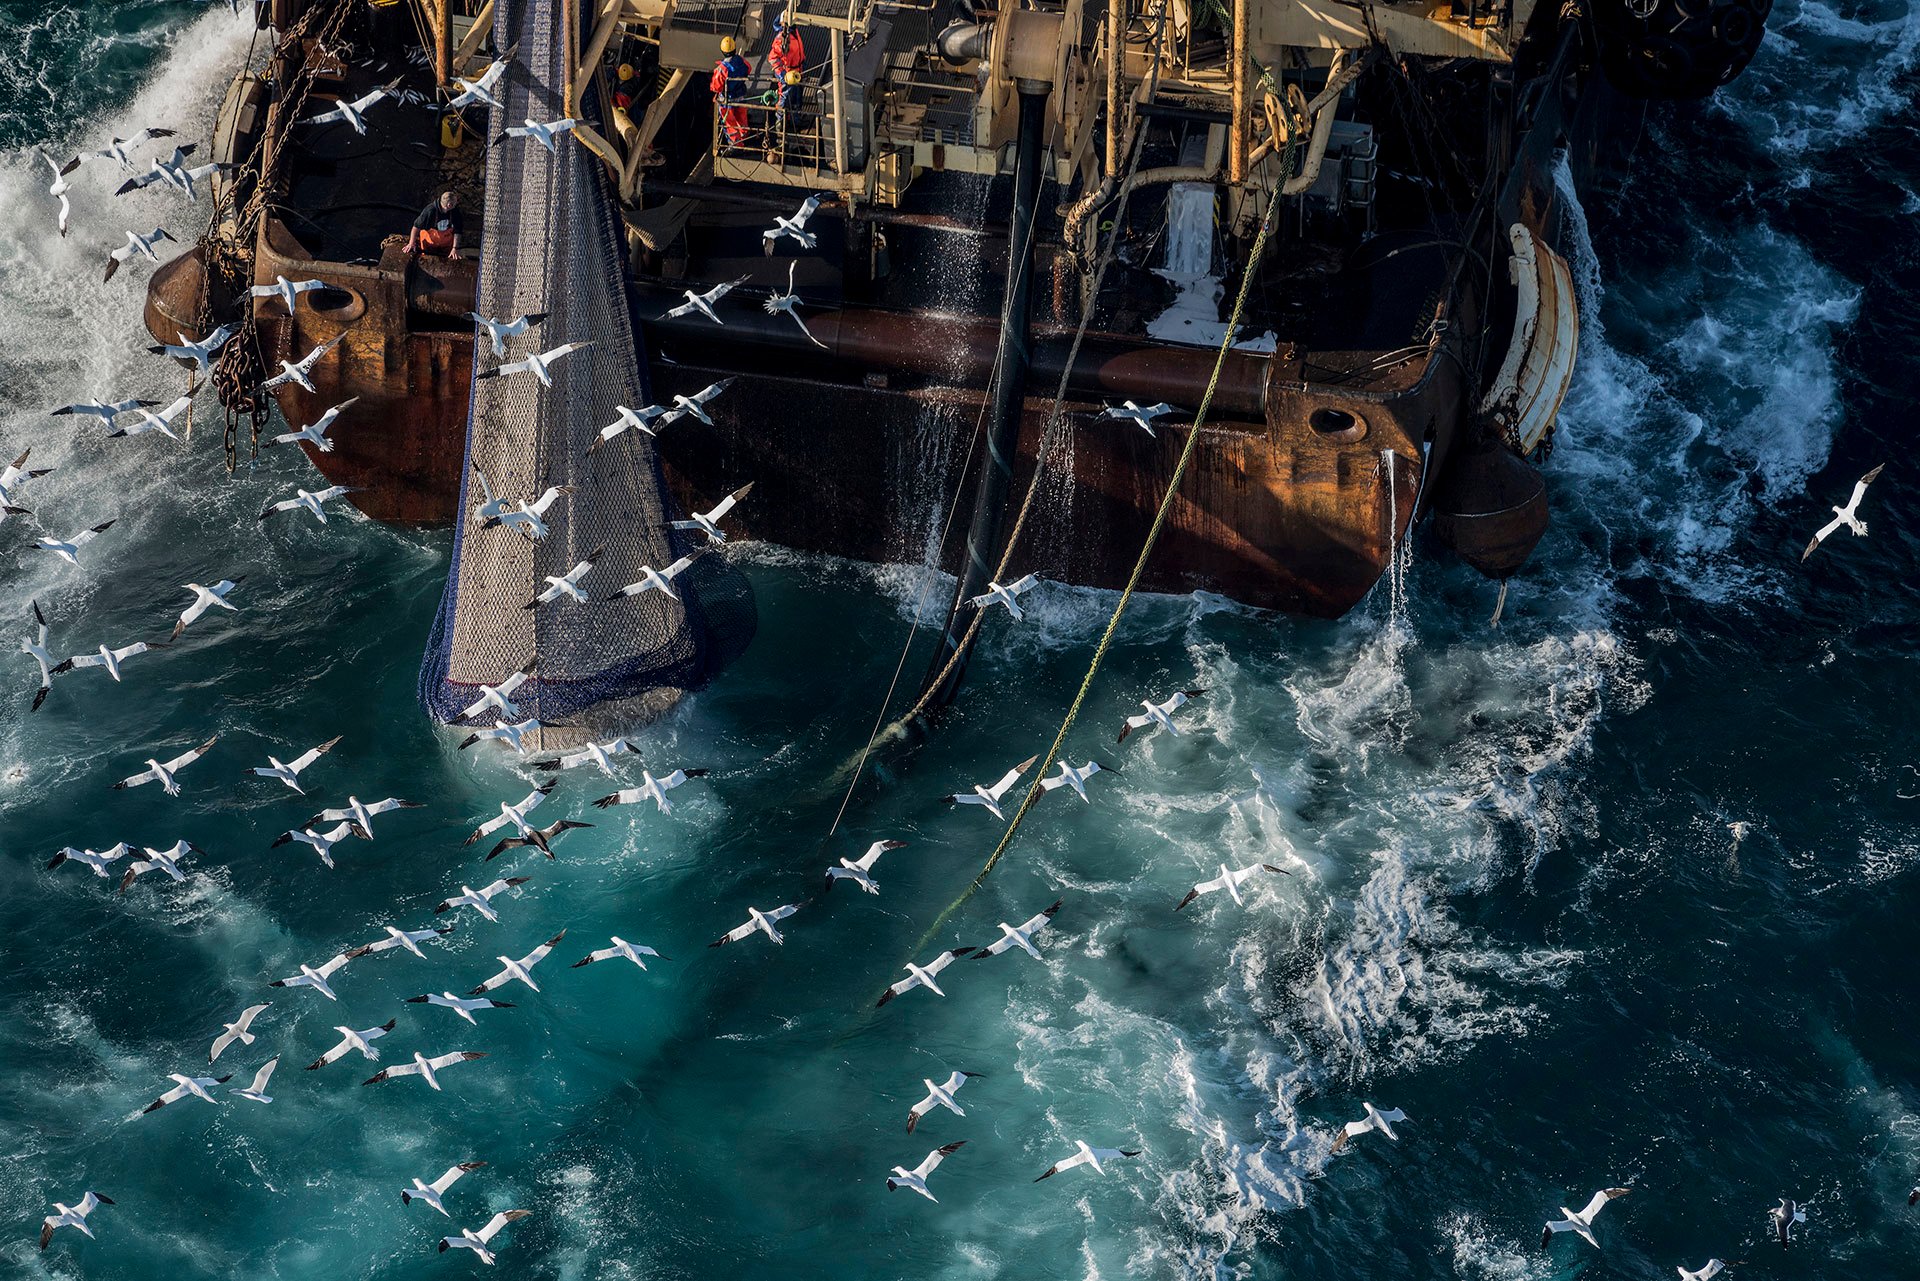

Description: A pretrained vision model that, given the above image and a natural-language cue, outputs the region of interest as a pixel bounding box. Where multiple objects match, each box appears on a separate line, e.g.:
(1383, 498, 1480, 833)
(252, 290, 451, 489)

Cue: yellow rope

(909, 157, 1291, 955)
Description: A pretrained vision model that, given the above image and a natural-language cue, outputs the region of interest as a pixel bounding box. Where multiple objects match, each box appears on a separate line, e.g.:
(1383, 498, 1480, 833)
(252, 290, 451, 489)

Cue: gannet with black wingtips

(474, 341, 593, 389)
(763, 262, 827, 348)
(41, 152, 71, 237)
(250, 275, 327, 314)
(876, 948, 976, 1007)
(1037, 759, 1115, 803)
(469, 311, 548, 357)
(471, 930, 566, 994)
(458, 718, 552, 757)
(403, 1162, 487, 1216)
(259, 485, 362, 524)
(102, 228, 175, 283)
(529, 736, 635, 776)
(522, 547, 605, 608)
(35, 519, 115, 565)
(604, 552, 705, 601)
(1175, 862, 1291, 911)
(117, 841, 202, 891)
(478, 486, 574, 540)
(938, 755, 1037, 821)
(265, 397, 360, 452)
(906, 1071, 982, 1133)
(1118, 689, 1206, 744)
(306, 1018, 397, 1070)
(39, 1191, 112, 1250)
(439, 1209, 529, 1265)
(823, 839, 906, 895)
(300, 81, 404, 135)
(141, 1071, 232, 1114)
(967, 573, 1040, 620)
(51, 395, 157, 428)
(20, 599, 56, 711)
(571, 937, 668, 970)
(463, 782, 556, 853)
(591, 768, 708, 814)
(493, 116, 581, 153)
(669, 483, 755, 544)
(1769, 1198, 1805, 1247)
(0, 449, 52, 514)
(269, 951, 358, 1001)
(407, 992, 515, 1025)
(1542, 1188, 1631, 1249)
(261, 332, 347, 393)
(483, 818, 592, 862)
(1034, 1141, 1141, 1181)
(654, 378, 736, 429)
(1802, 464, 1886, 561)
(1330, 1103, 1406, 1152)
(456, 659, 537, 721)
(247, 735, 342, 793)
(363, 1050, 488, 1091)
(51, 640, 162, 683)
(444, 45, 517, 110)
(62, 127, 177, 174)
(208, 1003, 270, 1063)
(886, 1142, 965, 1202)
(763, 193, 829, 251)
(353, 924, 448, 959)
(433, 878, 531, 923)
(113, 738, 217, 796)
(664, 278, 749, 325)
(228, 1056, 278, 1104)
(1097, 400, 1176, 438)
(270, 821, 368, 870)
(170, 578, 242, 641)
(306, 797, 424, 839)
(46, 843, 132, 878)
(710, 902, 803, 948)
(147, 324, 236, 373)
(587, 402, 669, 453)
(971, 899, 1063, 962)
(470, 464, 509, 525)
(107, 394, 196, 441)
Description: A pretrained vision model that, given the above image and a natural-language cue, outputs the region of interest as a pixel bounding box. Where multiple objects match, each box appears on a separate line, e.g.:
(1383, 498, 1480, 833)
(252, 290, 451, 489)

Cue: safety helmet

(720, 35, 736, 52)
(785, 69, 801, 85)
(618, 63, 634, 80)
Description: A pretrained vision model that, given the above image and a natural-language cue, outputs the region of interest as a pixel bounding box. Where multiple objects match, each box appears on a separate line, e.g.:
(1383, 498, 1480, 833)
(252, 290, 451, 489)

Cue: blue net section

(419, 0, 755, 738)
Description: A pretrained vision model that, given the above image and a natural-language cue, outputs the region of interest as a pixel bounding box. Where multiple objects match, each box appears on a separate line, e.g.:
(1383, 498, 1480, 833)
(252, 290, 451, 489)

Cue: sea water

(1, 3, 1917, 1279)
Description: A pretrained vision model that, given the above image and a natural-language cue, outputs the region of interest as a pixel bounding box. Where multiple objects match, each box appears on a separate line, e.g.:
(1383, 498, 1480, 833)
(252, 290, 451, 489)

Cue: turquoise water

(3, 3, 1920, 1279)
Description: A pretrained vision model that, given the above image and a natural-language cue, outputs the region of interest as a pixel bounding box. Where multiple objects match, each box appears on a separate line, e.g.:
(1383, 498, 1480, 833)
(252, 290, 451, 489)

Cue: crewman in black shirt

(406, 190, 464, 260)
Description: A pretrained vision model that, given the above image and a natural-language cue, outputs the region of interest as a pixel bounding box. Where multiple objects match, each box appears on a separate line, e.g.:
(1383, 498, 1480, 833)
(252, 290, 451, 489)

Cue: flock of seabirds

(16, 16, 1904, 1273)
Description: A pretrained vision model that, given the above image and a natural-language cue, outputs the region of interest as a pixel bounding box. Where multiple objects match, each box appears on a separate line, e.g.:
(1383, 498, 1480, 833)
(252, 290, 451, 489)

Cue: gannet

(656, 377, 737, 427)
(353, 924, 449, 959)
(670, 482, 755, 544)
(463, 784, 554, 853)
(479, 485, 575, 540)
(906, 1071, 982, 1133)
(20, 599, 56, 711)
(265, 396, 360, 451)
(763, 193, 829, 251)
(270, 821, 368, 869)
(710, 902, 804, 947)
(1679, 1261, 1730, 1281)
(141, 1071, 232, 1114)
(471, 930, 566, 994)
(458, 717, 554, 757)
(363, 1050, 488, 1090)
(306, 797, 424, 839)
(102, 228, 176, 282)
(520, 546, 606, 609)
(823, 839, 907, 894)
(39, 1191, 112, 1250)
(664, 277, 749, 325)
(1037, 759, 1115, 803)
(469, 464, 509, 524)
(1542, 1188, 1631, 1248)
(1034, 1141, 1142, 1181)
(0, 450, 52, 514)
(592, 768, 708, 814)
(52, 640, 161, 683)
(469, 311, 548, 357)
(228, 1057, 278, 1104)
(475, 340, 594, 388)
(587, 403, 669, 453)
(300, 82, 403, 135)
(971, 898, 1063, 961)
(147, 323, 235, 372)
(433, 877, 531, 923)
(763, 261, 827, 348)
(604, 552, 705, 601)
(116, 840, 201, 891)
(967, 573, 1041, 620)
(250, 275, 328, 314)
(269, 951, 359, 1001)
(171, 578, 243, 640)
(62, 128, 177, 173)
(444, 46, 517, 110)
(306, 1018, 397, 1069)
(529, 736, 635, 775)
(439, 1209, 530, 1265)
(1769, 1198, 1805, 1246)
(572, 937, 668, 970)
(1098, 400, 1177, 437)
(114, 146, 225, 200)
(403, 1162, 487, 1216)
(1175, 862, 1290, 911)
(261, 333, 347, 392)
(1802, 463, 1886, 560)
(247, 735, 342, 793)
(494, 116, 581, 153)
(886, 1142, 965, 1202)
(108, 393, 196, 441)
(259, 485, 361, 524)
(1117, 688, 1206, 744)
(34, 519, 116, 565)
(456, 658, 537, 720)
(484, 818, 593, 862)
(876, 948, 977, 1007)
(407, 992, 516, 1025)
(208, 1003, 270, 1063)
(40, 152, 71, 237)
(1330, 1103, 1406, 1152)
(938, 755, 1038, 821)
(113, 738, 217, 796)
(50, 395, 157, 428)
(46, 843, 132, 878)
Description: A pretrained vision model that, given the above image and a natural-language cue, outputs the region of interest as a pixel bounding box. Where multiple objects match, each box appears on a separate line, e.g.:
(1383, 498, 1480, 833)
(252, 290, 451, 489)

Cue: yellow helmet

(785, 69, 800, 85)
(720, 35, 736, 53)
(618, 63, 634, 80)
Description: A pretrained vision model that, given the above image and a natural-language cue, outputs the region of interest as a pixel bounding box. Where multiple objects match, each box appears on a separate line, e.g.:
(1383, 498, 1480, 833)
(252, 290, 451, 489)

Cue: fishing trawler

(145, 0, 1766, 702)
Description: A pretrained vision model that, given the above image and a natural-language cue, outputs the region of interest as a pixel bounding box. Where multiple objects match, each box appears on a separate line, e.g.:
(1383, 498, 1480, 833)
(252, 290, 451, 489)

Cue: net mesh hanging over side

(419, 0, 756, 743)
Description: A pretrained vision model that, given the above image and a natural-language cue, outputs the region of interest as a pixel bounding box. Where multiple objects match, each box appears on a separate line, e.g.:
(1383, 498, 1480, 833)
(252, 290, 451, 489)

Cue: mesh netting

(419, 0, 756, 741)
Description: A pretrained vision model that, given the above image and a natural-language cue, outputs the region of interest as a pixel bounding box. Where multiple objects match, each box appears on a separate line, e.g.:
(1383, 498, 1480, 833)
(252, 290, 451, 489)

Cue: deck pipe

(920, 85, 1050, 711)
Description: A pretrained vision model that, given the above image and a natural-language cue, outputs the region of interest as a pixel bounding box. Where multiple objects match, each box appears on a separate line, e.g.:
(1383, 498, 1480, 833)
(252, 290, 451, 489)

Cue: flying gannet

(1117, 689, 1206, 744)
(906, 1071, 982, 1133)
(306, 1018, 397, 1069)
(876, 948, 976, 1007)
(938, 755, 1038, 821)
(592, 768, 708, 814)
(1175, 862, 1290, 911)
(1034, 1140, 1142, 1181)
(971, 899, 1063, 962)
(887, 1142, 965, 1202)
(823, 839, 907, 895)
(208, 1003, 270, 1063)
(1542, 1188, 1631, 1249)
(1330, 1103, 1406, 1152)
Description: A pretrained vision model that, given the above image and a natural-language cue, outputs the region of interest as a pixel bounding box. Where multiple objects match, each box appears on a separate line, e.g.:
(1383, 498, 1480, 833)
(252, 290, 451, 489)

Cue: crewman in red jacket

(709, 36, 752, 148)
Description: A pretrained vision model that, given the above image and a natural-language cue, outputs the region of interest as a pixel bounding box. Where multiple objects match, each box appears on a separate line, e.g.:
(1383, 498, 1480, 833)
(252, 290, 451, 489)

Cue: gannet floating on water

(475, 340, 594, 389)
(967, 572, 1040, 620)
(572, 937, 667, 970)
(1542, 1187, 1631, 1248)
(269, 951, 358, 1001)
(439, 1209, 529, 1265)
(457, 659, 537, 720)
(113, 738, 217, 796)
(876, 948, 976, 1007)
(306, 1018, 397, 1070)
(764, 193, 828, 251)
(469, 311, 547, 357)
(52, 640, 162, 683)
(939, 755, 1038, 821)
(764, 262, 827, 348)
(247, 735, 341, 793)
(46, 843, 132, 878)
(522, 547, 605, 609)
(35, 519, 115, 566)
(354, 924, 449, 959)
(670, 483, 755, 544)
(906, 1071, 982, 1133)
(403, 1162, 487, 1216)
(479, 485, 574, 540)
(664, 277, 749, 325)
(260, 485, 362, 524)
(261, 333, 347, 393)
(251, 275, 327, 314)
(364, 1050, 488, 1091)
(1802, 463, 1885, 561)
(141, 1071, 232, 1114)
(62, 127, 176, 174)
(1097, 400, 1177, 437)
(886, 1141, 964, 1202)
(266, 397, 360, 452)
(1117, 688, 1205, 744)
(39, 1191, 111, 1250)
(51, 395, 157, 428)
(434, 877, 531, 923)
(971, 899, 1063, 961)
(171, 578, 243, 641)
(1330, 1103, 1406, 1152)
(711, 902, 804, 948)
(1034, 1140, 1142, 1181)
(307, 796, 424, 839)
(1769, 1198, 1805, 1246)
(21, 599, 56, 711)
(270, 821, 367, 869)
(208, 1003, 270, 1063)
(530, 736, 635, 776)
(117, 840, 201, 891)
(445, 47, 517, 110)
(471, 930, 566, 994)
(604, 552, 704, 601)
(40, 152, 71, 237)
(656, 377, 736, 427)
(107, 394, 196, 441)
(103, 228, 176, 283)
(147, 324, 236, 373)
(1175, 862, 1290, 911)
(592, 768, 708, 816)
(408, 992, 515, 1025)
(458, 717, 551, 756)
(300, 82, 404, 135)
(824, 839, 906, 894)
(229, 1056, 278, 1104)
(1038, 759, 1115, 803)
(494, 116, 581, 153)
